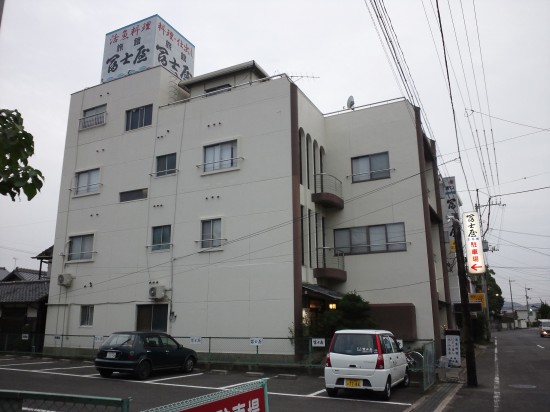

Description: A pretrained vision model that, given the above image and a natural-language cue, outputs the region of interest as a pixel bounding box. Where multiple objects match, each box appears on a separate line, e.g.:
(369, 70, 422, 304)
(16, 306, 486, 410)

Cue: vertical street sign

(462, 212, 485, 275)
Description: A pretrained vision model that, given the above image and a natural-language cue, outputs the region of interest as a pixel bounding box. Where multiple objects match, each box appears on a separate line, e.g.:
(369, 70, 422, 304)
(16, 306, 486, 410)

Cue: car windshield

(103, 333, 136, 348)
(332, 333, 378, 355)
(541, 321, 550, 328)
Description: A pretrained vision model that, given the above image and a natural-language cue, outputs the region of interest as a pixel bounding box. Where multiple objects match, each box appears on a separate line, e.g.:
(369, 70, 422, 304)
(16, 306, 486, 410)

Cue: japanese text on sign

(462, 211, 485, 275)
(101, 15, 195, 83)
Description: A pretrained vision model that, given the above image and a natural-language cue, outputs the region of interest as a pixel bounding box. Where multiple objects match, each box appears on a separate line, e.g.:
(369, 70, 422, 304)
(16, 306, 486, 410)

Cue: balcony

(312, 173, 344, 210)
(79, 112, 106, 130)
(313, 247, 347, 283)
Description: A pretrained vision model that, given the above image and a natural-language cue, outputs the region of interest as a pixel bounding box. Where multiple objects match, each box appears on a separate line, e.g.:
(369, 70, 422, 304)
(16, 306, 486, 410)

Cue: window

(203, 140, 237, 172)
(334, 223, 406, 255)
(120, 188, 148, 202)
(201, 218, 222, 248)
(75, 169, 100, 195)
(156, 153, 177, 176)
(152, 225, 171, 251)
(136, 305, 168, 332)
(80, 105, 106, 130)
(68, 234, 94, 261)
(351, 152, 390, 183)
(125, 104, 153, 131)
(80, 305, 94, 326)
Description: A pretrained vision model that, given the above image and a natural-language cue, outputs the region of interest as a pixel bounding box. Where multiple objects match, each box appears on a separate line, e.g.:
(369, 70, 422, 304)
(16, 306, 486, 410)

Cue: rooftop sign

(101, 15, 195, 83)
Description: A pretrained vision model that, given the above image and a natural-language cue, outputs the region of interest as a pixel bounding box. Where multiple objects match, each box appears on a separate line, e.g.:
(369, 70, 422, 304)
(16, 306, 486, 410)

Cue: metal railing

(79, 112, 106, 130)
(316, 247, 345, 271)
(314, 173, 342, 198)
(0, 390, 130, 412)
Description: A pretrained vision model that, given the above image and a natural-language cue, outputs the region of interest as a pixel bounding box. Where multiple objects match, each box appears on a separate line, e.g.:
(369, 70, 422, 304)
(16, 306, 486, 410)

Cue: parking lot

(0, 355, 425, 411)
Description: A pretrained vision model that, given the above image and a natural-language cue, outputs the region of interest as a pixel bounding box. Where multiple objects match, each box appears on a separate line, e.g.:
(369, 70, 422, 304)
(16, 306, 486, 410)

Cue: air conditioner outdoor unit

(57, 273, 73, 287)
(149, 285, 166, 300)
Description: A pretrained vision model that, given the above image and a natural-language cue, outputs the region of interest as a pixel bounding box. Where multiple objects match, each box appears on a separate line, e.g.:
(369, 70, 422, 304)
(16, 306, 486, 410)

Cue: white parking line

(148, 372, 204, 382)
(220, 379, 270, 390)
(536, 344, 544, 349)
(308, 389, 326, 396)
(41, 365, 96, 371)
(0, 361, 56, 367)
(0, 365, 413, 406)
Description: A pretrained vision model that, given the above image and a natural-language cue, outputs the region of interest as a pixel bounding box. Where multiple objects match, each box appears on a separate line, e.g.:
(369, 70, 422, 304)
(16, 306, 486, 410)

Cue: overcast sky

(1, 0, 548, 306)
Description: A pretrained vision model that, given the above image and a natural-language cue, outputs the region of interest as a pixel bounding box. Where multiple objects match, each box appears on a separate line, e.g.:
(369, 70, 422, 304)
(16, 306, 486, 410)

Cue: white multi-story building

(44, 59, 452, 357)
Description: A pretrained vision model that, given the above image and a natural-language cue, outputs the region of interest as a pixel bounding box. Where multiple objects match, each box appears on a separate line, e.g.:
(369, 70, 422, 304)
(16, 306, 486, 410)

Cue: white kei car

(324, 329, 409, 400)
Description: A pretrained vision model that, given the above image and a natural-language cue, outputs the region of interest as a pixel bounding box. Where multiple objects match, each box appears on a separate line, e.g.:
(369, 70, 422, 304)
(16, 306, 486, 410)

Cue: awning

(302, 283, 344, 300)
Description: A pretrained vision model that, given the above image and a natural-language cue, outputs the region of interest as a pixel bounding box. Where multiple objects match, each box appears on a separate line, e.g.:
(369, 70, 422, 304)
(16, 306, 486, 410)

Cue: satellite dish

(346, 95, 355, 110)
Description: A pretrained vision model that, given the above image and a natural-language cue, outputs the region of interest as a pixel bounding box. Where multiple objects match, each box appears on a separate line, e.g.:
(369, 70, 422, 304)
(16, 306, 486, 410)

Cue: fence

(0, 390, 130, 412)
(0, 332, 437, 387)
(0, 333, 329, 367)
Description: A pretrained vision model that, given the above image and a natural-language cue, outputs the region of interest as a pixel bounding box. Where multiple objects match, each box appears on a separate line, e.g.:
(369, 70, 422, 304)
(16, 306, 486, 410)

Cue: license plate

(106, 352, 116, 359)
(344, 379, 361, 388)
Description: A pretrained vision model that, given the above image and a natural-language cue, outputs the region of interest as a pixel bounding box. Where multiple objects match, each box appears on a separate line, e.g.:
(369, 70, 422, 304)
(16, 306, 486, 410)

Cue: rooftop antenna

(346, 95, 355, 110)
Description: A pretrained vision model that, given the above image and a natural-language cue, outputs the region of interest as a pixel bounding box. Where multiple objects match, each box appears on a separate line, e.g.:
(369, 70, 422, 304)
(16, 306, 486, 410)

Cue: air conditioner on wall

(57, 273, 73, 287)
(149, 285, 166, 300)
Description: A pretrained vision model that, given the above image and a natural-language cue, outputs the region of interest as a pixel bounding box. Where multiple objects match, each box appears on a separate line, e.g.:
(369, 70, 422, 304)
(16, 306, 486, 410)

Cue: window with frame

(80, 104, 106, 130)
(68, 234, 94, 261)
(80, 305, 94, 326)
(125, 104, 153, 131)
(120, 188, 148, 202)
(351, 152, 390, 183)
(203, 140, 237, 172)
(156, 153, 177, 176)
(334, 222, 406, 255)
(201, 218, 222, 248)
(75, 168, 100, 195)
(152, 225, 171, 251)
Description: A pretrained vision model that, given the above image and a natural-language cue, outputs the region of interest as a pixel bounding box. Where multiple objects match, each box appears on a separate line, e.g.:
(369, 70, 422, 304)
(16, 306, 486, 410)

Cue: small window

(334, 223, 406, 255)
(80, 305, 94, 326)
(351, 152, 390, 183)
(120, 188, 148, 202)
(80, 105, 106, 130)
(156, 153, 177, 176)
(75, 169, 100, 195)
(68, 234, 94, 261)
(125, 104, 153, 131)
(203, 140, 237, 172)
(152, 225, 171, 251)
(201, 218, 222, 248)
(204, 83, 232, 94)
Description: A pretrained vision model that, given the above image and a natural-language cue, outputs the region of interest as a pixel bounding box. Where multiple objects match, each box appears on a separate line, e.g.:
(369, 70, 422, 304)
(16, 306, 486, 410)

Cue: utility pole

(509, 279, 515, 328)
(525, 286, 532, 326)
(452, 215, 478, 387)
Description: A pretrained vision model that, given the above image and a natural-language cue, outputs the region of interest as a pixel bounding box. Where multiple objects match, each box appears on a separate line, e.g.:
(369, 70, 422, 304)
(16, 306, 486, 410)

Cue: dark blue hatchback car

(95, 331, 198, 380)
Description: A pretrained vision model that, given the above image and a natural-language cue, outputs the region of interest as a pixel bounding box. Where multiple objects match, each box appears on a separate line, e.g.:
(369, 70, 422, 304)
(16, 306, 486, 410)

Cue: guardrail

(0, 390, 130, 412)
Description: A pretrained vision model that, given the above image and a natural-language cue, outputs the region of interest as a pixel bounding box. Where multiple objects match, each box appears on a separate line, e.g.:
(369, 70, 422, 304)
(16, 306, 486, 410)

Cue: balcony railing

(313, 247, 347, 283)
(79, 112, 106, 130)
(312, 173, 344, 209)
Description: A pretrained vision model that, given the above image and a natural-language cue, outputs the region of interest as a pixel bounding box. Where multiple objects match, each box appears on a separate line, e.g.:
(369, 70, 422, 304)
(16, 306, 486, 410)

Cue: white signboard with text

(463, 211, 486, 275)
(101, 15, 195, 83)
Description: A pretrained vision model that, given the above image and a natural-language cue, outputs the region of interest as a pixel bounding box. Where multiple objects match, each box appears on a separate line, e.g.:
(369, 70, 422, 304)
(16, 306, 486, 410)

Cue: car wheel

(183, 357, 195, 373)
(98, 369, 113, 378)
(382, 378, 391, 400)
(402, 370, 410, 387)
(325, 387, 338, 397)
(135, 360, 152, 380)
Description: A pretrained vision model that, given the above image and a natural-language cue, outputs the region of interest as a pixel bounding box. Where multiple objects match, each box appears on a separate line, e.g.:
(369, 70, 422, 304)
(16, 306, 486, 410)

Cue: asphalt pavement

(405, 342, 494, 412)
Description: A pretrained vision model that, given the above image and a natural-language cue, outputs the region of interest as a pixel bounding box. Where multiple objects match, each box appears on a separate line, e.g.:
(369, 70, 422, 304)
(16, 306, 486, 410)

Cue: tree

(485, 269, 504, 314)
(538, 302, 550, 320)
(0, 109, 44, 200)
(309, 292, 376, 337)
